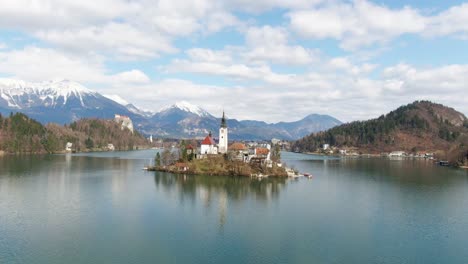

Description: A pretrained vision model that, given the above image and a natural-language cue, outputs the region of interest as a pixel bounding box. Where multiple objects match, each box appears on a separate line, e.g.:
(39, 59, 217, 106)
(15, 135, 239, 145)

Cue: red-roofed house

(255, 147, 271, 160)
(201, 132, 218, 155)
(186, 144, 194, 155)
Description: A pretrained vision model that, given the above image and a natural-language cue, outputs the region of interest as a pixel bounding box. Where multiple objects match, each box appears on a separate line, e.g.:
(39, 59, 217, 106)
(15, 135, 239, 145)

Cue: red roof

(186, 144, 194, 149)
(175, 162, 189, 167)
(201, 135, 216, 145)
(230, 142, 247, 151)
(255, 147, 269, 155)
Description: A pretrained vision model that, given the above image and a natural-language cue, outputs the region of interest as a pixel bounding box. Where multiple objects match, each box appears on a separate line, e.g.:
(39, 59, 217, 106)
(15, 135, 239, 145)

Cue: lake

(1, 150, 467, 264)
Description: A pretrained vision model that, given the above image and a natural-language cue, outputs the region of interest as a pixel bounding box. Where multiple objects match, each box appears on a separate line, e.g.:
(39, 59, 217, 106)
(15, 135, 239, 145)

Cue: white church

(200, 112, 228, 155)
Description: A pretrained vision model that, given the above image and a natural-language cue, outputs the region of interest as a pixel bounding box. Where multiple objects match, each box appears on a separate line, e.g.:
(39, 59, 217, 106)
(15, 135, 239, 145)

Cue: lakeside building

(389, 151, 406, 157)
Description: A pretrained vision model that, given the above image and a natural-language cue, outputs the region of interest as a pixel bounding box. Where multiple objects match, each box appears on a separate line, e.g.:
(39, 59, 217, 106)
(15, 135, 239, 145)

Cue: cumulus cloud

(0, 0, 467, 123)
(288, 0, 427, 50)
(36, 23, 176, 60)
(114, 70, 151, 84)
(382, 63, 468, 93)
(166, 59, 297, 85)
(327, 57, 377, 75)
(426, 3, 468, 38)
(0, 46, 106, 82)
(0, 0, 133, 30)
(0, 47, 151, 85)
(186, 48, 233, 63)
(0, 0, 241, 59)
(244, 26, 318, 65)
(223, 0, 323, 13)
(288, 1, 468, 50)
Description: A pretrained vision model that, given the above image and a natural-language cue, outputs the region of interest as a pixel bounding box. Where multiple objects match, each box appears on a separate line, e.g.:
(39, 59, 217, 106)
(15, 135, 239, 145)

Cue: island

(147, 112, 288, 177)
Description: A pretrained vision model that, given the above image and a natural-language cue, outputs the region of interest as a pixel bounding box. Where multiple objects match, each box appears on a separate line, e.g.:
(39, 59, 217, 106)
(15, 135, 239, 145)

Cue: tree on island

(155, 152, 161, 167)
(161, 148, 178, 166)
(271, 144, 281, 162)
(179, 140, 188, 162)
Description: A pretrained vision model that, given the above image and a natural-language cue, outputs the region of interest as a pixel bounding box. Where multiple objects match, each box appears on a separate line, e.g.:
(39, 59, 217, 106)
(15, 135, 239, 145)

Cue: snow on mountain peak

(161, 101, 211, 117)
(104, 94, 129, 106)
(0, 78, 97, 108)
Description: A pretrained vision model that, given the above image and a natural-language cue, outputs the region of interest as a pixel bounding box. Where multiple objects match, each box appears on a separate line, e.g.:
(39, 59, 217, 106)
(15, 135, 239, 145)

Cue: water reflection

(154, 172, 288, 228)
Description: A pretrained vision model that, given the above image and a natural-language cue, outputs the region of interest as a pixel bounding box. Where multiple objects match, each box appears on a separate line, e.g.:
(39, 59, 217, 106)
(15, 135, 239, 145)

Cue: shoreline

(0, 146, 152, 156)
(295, 151, 467, 168)
(147, 166, 288, 177)
(147, 156, 288, 178)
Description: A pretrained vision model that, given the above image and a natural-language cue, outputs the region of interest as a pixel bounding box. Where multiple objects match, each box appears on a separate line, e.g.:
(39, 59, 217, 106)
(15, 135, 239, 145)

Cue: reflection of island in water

(154, 172, 287, 228)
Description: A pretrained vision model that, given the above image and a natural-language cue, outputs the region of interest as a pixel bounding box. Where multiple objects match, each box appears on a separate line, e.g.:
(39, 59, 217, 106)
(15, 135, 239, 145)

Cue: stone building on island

(197, 111, 272, 164)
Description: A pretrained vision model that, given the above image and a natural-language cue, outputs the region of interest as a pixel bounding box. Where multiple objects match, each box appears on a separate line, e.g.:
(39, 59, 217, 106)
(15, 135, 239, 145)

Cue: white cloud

(36, 22, 176, 60)
(0, 43, 7, 49)
(0, 0, 467, 123)
(288, 0, 427, 50)
(382, 63, 468, 93)
(223, 0, 323, 13)
(426, 3, 468, 38)
(244, 26, 317, 65)
(114, 70, 150, 84)
(0, 46, 106, 82)
(0, 0, 133, 30)
(328, 57, 377, 75)
(0, 0, 239, 59)
(186, 48, 233, 63)
(204, 11, 241, 34)
(0, 46, 151, 86)
(166, 59, 296, 84)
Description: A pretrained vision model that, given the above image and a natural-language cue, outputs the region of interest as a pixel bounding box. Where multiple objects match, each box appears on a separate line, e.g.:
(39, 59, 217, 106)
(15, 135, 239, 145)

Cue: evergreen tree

(85, 137, 94, 149)
(179, 140, 188, 162)
(155, 152, 161, 167)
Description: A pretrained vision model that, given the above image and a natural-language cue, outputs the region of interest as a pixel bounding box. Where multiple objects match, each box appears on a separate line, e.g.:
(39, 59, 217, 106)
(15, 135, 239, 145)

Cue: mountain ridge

(292, 100, 468, 157)
(0, 78, 342, 140)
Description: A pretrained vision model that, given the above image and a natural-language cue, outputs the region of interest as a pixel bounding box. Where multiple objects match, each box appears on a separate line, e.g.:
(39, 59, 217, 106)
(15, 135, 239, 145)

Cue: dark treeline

(0, 112, 149, 154)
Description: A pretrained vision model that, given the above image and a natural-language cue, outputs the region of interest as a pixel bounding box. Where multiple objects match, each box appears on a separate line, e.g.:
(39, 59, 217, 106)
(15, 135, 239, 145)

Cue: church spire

(221, 111, 227, 128)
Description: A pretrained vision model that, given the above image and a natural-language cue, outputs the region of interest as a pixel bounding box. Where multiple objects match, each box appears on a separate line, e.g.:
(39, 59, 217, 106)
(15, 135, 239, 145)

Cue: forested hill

(292, 101, 468, 155)
(0, 112, 149, 154)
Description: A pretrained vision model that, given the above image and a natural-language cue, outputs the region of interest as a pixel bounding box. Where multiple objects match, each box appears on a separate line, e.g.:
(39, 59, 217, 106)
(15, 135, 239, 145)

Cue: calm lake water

(1, 150, 468, 264)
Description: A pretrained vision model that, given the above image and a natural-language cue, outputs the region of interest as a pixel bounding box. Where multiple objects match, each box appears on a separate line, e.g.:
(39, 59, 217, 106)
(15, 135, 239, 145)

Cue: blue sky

(0, 0, 467, 122)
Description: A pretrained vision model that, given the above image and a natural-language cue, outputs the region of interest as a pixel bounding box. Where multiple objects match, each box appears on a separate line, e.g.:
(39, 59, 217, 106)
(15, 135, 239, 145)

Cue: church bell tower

(218, 111, 228, 154)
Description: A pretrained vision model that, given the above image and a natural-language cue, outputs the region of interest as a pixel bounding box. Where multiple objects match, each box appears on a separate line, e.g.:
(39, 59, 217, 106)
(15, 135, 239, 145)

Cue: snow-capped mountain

(0, 78, 342, 140)
(0, 78, 143, 124)
(159, 101, 212, 117)
(144, 101, 342, 140)
(0, 78, 97, 109)
(104, 94, 153, 117)
(146, 101, 217, 137)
